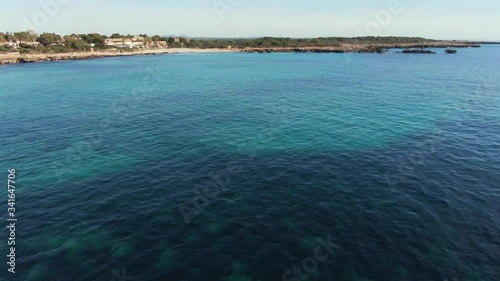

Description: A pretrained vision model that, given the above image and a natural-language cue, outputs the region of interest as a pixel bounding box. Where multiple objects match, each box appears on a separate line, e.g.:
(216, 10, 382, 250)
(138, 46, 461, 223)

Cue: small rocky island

(402, 49, 436, 54)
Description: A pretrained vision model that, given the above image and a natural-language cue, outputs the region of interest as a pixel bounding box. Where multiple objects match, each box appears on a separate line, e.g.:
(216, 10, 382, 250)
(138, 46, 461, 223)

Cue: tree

(151, 35, 161, 42)
(4, 32, 15, 42)
(186, 39, 201, 48)
(110, 33, 121, 38)
(14, 32, 35, 42)
(37, 33, 62, 46)
(79, 33, 105, 46)
(168, 37, 176, 44)
(0, 33, 6, 43)
(64, 36, 91, 51)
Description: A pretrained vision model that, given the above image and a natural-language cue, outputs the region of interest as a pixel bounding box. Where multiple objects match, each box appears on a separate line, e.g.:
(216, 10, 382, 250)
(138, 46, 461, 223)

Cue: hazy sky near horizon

(1, 0, 499, 40)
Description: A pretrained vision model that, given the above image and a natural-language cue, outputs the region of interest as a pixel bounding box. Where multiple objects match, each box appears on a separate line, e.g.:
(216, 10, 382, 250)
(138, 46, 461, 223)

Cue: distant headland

(0, 31, 495, 64)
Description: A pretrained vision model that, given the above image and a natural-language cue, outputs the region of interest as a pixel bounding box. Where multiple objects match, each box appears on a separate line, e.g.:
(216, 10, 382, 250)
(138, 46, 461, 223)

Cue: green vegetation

(14, 31, 37, 42)
(78, 33, 106, 46)
(37, 33, 62, 46)
(1, 30, 449, 54)
(0, 31, 173, 54)
(0, 46, 13, 54)
(185, 36, 433, 49)
(64, 36, 91, 51)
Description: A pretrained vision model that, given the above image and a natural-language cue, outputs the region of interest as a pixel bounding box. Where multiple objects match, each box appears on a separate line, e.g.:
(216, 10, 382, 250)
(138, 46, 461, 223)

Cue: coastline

(241, 41, 481, 53)
(0, 41, 482, 65)
(0, 48, 236, 65)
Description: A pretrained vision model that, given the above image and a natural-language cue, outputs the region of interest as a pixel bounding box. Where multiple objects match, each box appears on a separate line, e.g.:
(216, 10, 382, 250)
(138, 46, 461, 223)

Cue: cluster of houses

(104, 36, 169, 48)
(1, 33, 182, 49)
(1, 40, 41, 48)
(0, 30, 40, 48)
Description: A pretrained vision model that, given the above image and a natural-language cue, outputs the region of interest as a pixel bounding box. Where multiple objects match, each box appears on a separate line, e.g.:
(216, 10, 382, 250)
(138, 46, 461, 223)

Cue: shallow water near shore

(0, 46, 499, 281)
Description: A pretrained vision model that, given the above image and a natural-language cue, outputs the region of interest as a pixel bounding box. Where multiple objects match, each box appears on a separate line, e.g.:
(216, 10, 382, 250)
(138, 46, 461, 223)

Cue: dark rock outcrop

(402, 49, 436, 54)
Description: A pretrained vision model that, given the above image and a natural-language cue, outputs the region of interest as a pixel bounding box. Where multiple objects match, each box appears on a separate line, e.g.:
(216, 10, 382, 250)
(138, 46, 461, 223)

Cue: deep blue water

(0, 46, 499, 281)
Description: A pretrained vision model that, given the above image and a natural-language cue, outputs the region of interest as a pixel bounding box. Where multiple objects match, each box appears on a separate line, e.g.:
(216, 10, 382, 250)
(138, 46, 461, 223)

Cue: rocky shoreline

(241, 42, 481, 54)
(0, 48, 235, 65)
(0, 41, 483, 65)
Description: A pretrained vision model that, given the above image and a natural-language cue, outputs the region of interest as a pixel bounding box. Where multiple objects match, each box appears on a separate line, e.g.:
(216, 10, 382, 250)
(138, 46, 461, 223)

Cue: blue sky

(1, 0, 499, 40)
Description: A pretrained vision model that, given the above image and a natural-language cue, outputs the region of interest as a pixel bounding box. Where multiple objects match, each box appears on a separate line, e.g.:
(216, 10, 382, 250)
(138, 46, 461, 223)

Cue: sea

(0, 46, 499, 281)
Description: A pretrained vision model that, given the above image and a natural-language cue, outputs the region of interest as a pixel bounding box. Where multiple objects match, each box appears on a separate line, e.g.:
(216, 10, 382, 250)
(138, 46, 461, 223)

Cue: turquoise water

(0, 46, 499, 280)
